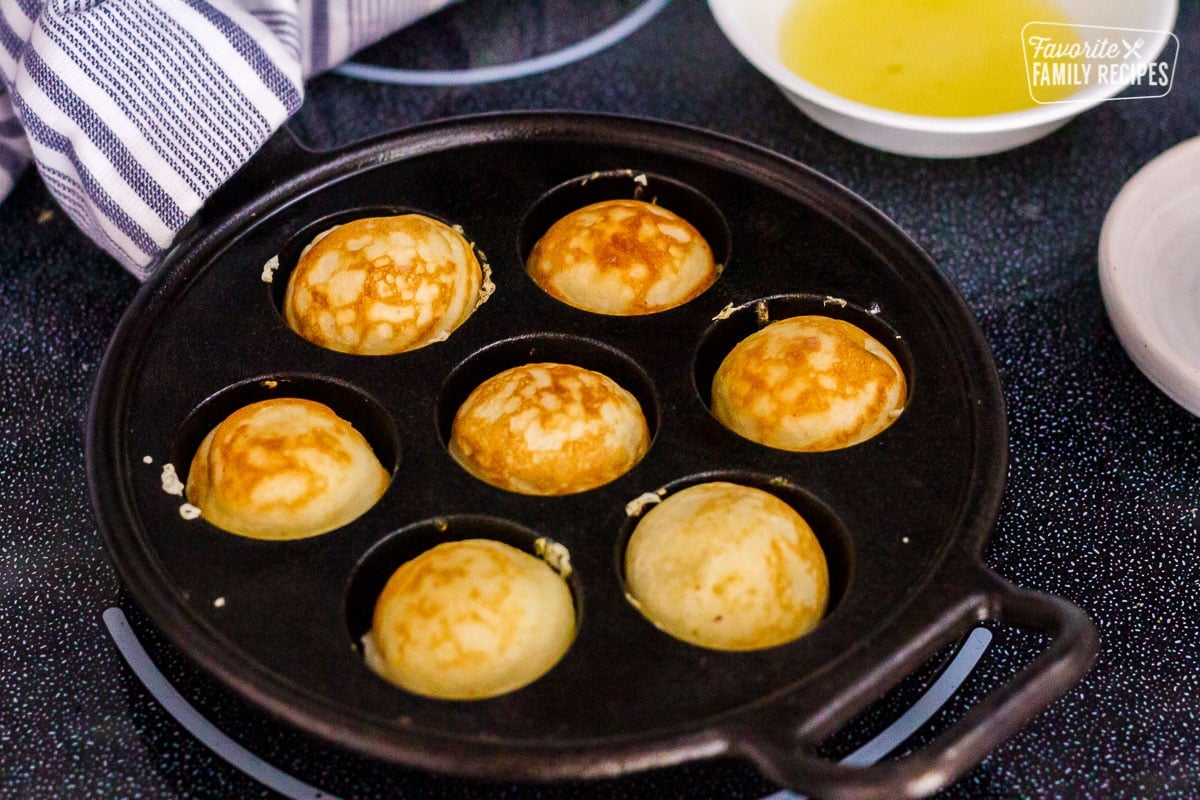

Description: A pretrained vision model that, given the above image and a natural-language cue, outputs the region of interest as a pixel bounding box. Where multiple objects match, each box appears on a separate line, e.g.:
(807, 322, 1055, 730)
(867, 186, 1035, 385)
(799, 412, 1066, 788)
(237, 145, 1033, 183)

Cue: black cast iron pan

(86, 112, 1097, 800)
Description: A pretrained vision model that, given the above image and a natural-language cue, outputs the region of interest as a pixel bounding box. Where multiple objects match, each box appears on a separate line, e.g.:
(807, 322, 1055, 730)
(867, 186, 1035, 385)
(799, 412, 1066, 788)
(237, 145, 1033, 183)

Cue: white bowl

(1100, 136, 1200, 418)
(707, 0, 1178, 157)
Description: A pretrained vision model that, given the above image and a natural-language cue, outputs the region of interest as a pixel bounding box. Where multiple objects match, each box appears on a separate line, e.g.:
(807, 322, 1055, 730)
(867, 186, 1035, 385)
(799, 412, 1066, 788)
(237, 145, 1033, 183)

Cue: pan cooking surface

(89, 114, 1007, 776)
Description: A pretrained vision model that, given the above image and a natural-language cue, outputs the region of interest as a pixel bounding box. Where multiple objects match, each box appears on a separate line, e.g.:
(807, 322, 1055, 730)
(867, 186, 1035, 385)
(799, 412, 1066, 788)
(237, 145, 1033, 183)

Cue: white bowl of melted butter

(708, 0, 1177, 157)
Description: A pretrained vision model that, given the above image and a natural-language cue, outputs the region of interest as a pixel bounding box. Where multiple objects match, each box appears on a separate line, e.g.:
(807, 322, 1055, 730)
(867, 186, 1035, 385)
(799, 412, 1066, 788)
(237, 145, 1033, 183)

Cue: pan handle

(734, 573, 1097, 800)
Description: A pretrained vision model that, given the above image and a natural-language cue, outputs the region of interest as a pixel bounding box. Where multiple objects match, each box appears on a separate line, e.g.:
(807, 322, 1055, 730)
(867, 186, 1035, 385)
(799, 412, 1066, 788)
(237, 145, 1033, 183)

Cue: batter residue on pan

(283, 214, 489, 355)
(362, 539, 576, 700)
(712, 315, 907, 452)
(185, 398, 389, 539)
(449, 362, 651, 495)
(526, 199, 718, 315)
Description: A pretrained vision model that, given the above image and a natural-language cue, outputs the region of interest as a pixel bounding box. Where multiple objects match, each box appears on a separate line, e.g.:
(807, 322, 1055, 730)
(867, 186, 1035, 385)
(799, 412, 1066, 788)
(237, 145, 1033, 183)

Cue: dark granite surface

(3, 1, 1199, 797)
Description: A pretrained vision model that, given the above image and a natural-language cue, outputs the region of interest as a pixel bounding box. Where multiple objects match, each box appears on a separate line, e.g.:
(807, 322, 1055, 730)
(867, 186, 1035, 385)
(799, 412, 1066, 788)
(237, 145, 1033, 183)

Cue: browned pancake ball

(624, 482, 829, 651)
(711, 315, 906, 452)
(526, 199, 718, 315)
(185, 398, 389, 539)
(449, 363, 651, 495)
(283, 215, 487, 355)
(362, 539, 576, 700)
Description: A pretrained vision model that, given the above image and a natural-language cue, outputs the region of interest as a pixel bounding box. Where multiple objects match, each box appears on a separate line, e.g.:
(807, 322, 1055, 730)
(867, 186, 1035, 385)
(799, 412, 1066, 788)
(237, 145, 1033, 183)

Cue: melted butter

(779, 0, 1083, 116)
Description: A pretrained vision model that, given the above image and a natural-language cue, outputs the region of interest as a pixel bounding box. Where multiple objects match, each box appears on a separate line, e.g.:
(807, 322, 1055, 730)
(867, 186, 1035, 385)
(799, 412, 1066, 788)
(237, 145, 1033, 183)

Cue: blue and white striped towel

(0, 0, 452, 279)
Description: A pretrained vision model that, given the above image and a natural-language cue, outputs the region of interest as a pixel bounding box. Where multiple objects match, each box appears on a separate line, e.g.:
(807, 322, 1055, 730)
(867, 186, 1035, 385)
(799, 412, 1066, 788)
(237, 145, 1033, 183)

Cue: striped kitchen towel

(0, 0, 452, 279)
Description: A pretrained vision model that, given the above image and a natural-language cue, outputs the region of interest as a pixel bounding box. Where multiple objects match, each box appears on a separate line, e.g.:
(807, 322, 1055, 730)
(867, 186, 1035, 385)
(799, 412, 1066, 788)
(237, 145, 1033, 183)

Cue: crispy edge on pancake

(448, 362, 651, 495)
(283, 214, 485, 355)
(526, 199, 718, 315)
(363, 538, 576, 700)
(624, 481, 830, 651)
(711, 315, 907, 452)
(185, 397, 389, 539)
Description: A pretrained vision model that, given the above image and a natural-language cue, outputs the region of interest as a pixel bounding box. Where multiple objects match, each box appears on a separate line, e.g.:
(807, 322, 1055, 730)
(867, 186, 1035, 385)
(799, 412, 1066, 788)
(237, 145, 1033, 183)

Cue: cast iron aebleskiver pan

(86, 113, 1097, 800)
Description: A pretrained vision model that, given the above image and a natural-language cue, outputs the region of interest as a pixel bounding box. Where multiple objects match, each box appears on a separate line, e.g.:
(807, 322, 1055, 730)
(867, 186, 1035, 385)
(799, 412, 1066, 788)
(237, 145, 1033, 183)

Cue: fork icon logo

(1122, 37, 1145, 60)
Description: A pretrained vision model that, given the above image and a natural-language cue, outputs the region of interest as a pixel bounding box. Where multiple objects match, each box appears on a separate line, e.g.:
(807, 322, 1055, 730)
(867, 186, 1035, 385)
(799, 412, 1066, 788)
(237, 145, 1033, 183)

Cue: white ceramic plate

(1100, 136, 1200, 417)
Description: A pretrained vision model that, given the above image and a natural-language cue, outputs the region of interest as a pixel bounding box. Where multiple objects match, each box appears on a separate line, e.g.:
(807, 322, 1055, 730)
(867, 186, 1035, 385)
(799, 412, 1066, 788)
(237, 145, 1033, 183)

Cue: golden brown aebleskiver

(711, 315, 906, 452)
(283, 214, 487, 355)
(449, 362, 651, 495)
(526, 199, 718, 315)
(624, 481, 829, 651)
(362, 539, 576, 700)
(185, 398, 389, 539)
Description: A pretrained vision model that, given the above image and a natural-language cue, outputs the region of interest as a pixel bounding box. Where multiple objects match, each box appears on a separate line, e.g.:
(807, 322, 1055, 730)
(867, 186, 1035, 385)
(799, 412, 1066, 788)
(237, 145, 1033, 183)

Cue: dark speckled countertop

(3, 1, 1200, 798)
